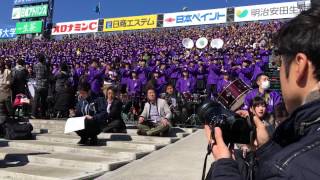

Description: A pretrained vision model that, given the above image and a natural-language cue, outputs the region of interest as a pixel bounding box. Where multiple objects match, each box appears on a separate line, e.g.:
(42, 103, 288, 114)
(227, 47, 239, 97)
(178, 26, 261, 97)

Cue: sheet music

(64, 116, 85, 134)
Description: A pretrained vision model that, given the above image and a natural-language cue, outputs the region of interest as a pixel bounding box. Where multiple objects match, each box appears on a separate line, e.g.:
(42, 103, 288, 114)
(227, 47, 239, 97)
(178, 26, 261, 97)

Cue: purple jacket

(207, 64, 221, 85)
(176, 77, 195, 93)
(88, 66, 106, 94)
(127, 78, 142, 96)
(243, 88, 282, 114)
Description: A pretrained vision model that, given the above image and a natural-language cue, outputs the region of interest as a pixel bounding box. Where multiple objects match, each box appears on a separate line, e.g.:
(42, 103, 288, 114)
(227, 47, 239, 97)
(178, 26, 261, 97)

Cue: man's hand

(212, 127, 232, 160)
(138, 116, 144, 124)
(85, 115, 93, 120)
(160, 118, 169, 126)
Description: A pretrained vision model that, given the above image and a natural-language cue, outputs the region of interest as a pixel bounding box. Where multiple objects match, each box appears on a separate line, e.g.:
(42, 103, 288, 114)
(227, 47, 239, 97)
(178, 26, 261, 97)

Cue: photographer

(206, 4, 320, 180)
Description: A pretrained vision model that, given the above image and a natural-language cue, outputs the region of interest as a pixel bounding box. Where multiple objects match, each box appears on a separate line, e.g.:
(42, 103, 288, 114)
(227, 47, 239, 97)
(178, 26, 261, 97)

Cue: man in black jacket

(74, 82, 107, 145)
(102, 86, 127, 133)
(32, 53, 49, 118)
(11, 59, 28, 99)
(207, 4, 320, 180)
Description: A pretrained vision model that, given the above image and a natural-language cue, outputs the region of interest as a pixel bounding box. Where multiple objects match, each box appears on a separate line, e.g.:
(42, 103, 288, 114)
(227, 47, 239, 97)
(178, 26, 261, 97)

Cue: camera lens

(198, 100, 255, 144)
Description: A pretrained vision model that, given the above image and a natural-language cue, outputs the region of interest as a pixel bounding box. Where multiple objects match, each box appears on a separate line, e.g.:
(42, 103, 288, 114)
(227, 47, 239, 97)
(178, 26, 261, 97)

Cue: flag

(95, 2, 101, 14)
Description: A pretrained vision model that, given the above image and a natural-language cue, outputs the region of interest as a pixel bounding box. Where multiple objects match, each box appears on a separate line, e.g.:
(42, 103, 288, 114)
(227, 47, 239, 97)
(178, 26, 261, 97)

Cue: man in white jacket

(138, 88, 172, 136)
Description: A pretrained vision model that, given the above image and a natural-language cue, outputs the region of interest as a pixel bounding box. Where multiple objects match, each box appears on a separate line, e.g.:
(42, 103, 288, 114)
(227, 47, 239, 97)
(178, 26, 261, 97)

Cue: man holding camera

(206, 4, 320, 180)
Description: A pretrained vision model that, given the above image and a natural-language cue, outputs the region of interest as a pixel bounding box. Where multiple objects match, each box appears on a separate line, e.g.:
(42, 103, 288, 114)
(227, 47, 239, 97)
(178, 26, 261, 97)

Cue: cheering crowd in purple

(0, 21, 283, 125)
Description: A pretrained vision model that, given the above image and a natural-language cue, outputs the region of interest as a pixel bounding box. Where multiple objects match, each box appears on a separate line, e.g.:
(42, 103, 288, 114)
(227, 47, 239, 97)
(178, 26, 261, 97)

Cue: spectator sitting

(138, 87, 171, 136)
(102, 86, 127, 133)
(74, 82, 107, 145)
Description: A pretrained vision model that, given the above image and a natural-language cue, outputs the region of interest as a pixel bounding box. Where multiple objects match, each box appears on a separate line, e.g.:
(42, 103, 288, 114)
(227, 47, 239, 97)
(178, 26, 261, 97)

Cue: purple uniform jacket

(207, 64, 221, 85)
(120, 68, 131, 85)
(168, 64, 180, 79)
(251, 65, 263, 82)
(88, 66, 106, 94)
(76, 67, 84, 78)
(127, 78, 142, 96)
(135, 66, 148, 85)
(238, 67, 253, 86)
(243, 88, 282, 114)
(176, 77, 195, 93)
(217, 79, 231, 93)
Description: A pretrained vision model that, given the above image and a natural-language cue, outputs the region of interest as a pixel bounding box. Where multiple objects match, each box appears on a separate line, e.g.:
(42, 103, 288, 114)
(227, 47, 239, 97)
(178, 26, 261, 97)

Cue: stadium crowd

(0, 21, 284, 142)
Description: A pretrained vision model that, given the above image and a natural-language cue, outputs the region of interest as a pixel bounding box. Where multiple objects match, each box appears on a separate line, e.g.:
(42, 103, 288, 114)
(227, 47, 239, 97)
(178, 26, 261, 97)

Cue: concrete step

(7, 140, 150, 160)
(35, 134, 164, 151)
(0, 163, 102, 180)
(98, 133, 180, 144)
(0, 147, 131, 172)
(37, 133, 176, 145)
(33, 127, 192, 139)
(30, 119, 197, 137)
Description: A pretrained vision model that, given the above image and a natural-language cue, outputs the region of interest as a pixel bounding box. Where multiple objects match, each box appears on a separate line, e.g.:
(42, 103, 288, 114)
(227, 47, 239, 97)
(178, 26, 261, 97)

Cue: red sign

(52, 20, 98, 35)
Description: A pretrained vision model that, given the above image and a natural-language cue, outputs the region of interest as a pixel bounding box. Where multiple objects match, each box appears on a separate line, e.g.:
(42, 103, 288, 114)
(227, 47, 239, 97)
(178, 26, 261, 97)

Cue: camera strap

(202, 143, 213, 180)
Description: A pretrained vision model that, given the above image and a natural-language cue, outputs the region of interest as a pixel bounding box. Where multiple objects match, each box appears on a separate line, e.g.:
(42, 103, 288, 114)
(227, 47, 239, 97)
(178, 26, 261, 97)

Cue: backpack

(4, 117, 33, 140)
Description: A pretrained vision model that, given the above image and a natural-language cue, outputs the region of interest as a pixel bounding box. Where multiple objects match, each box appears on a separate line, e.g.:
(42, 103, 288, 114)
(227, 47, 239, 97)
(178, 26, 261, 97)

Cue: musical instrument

(182, 38, 194, 49)
(196, 37, 208, 49)
(210, 38, 224, 49)
(217, 79, 251, 111)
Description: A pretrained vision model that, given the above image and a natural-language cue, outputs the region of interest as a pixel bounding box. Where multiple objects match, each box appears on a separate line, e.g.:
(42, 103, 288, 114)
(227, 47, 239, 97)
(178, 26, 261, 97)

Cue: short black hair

(250, 96, 267, 108)
(37, 53, 46, 63)
(78, 82, 91, 92)
(17, 59, 25, 66)
(273, 5, 320, 79)
(60, 62, 69, 72)
(146, 87, 156, 94)
(256, 73, 268, 82)
(165, 83, 174, 90)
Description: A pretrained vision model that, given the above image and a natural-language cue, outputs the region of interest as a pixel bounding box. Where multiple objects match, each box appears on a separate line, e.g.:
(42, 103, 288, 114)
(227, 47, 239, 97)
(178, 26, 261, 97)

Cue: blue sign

(0, 28, 16, 39)
(14, 0, 48, 6)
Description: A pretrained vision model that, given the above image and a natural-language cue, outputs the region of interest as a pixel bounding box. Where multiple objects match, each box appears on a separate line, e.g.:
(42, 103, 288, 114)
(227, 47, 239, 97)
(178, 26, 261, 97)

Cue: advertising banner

(0, 27, 16, 39)
(234, 1, 311, 22)
(12, 4, 48, 19)
(14, 0, 49, 6)
(51, 20, 99, 35)
(16, 21, 43, 34)
(103, 15, 157, 32)
(163, 8, 227, 27)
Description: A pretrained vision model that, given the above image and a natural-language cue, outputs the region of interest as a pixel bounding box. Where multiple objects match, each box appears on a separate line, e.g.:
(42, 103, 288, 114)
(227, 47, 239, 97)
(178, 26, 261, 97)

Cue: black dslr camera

(198, 101, 256, 144)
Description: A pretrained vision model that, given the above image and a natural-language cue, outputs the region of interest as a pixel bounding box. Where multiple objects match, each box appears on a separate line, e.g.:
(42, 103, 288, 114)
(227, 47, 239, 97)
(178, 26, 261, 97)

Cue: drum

(27, 79, 36, 98)
(217, 79, 251, 111)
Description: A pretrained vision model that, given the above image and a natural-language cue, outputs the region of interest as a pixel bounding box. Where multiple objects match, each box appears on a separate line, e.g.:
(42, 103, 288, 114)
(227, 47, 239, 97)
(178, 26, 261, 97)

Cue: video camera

(198, 100, 256, 144)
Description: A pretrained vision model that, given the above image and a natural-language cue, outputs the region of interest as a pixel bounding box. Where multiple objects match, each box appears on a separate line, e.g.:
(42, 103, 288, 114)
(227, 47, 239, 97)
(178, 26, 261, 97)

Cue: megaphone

(196, 37, 208, 49)
(210, 38, 224, 49)
(182, 38, 194, 49)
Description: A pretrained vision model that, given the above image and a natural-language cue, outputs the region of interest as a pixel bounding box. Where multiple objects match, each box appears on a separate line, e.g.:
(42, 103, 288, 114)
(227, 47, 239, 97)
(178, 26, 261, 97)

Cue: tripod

(186, 101, 201, 127)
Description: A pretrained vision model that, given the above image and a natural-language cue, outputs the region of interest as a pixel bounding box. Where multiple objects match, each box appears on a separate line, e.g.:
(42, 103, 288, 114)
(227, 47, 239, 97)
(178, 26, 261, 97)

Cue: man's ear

(294, 53, 308, 86)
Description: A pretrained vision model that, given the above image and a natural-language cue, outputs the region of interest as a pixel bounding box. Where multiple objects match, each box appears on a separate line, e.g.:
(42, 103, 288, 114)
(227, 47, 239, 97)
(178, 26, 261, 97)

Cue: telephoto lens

(198, 100, 256, 144)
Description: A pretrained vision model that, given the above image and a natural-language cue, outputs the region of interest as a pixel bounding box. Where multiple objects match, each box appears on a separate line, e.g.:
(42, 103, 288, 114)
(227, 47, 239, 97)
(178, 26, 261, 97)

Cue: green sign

(12, 5, 48, 19)
(16, 21, 43, 34)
